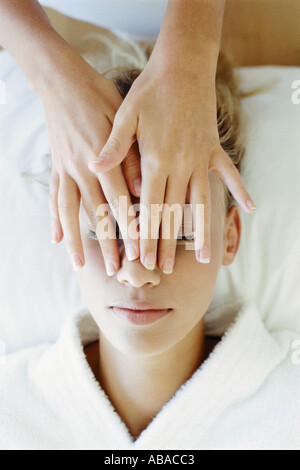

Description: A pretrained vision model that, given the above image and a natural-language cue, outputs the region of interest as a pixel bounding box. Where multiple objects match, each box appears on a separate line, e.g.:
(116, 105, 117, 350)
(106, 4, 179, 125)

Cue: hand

(87, 56, 256, 273)
(40, 53, 142, 275)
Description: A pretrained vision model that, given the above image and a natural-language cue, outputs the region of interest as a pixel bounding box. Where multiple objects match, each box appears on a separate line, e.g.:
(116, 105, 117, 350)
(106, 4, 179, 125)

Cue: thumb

(122, 142, 142, 198)
(88, 110, 137, 174)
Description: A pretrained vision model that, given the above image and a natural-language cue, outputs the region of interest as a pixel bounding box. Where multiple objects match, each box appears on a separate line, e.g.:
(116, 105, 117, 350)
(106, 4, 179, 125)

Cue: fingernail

(71, 253, 84, 271)
(198, 246, 210, 264)
(105, 260, 117, 277)
(126, 244, 138, 261)
(246, 199, 256, 211)
(133, 178, 141, 197)
(162, 258, 174, 274)
(144, 252, 156, 270)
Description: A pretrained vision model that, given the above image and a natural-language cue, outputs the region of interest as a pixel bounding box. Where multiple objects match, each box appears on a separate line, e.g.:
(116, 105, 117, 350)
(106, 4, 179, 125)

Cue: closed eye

(87, 229, 194, 244)
(87, 228, 123, 244)
(87, 229, 99, 241)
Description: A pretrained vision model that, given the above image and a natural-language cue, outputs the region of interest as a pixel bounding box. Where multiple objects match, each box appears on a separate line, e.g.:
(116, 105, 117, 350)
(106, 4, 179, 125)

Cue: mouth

(110, 301, 173, 326)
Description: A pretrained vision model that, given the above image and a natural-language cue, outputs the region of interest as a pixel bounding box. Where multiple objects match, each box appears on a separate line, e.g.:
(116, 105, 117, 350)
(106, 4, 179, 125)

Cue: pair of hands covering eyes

(0, 0, 256, 277)
(46, 44, 255, 277)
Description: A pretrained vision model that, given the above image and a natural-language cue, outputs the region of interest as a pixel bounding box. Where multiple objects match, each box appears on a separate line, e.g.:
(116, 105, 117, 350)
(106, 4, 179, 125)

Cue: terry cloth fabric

(0, 301, 299, 450)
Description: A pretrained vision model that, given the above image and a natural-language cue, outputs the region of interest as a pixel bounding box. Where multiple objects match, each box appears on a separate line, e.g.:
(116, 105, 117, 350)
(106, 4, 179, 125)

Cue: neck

(96, 319, 205, 440)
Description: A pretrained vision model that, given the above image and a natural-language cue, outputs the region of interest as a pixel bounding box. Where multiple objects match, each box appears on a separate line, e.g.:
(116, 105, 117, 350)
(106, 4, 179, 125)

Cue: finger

(121, 141, 142, 198)
(157, 174, 188, 274)
(97, 167, 140, 263)
(212, 149, 256, 213)
(77, 176, 121, 277)
(49, 170, 63, 244)
(189, 168, 211, 264)
(88, 104, 138, 173)
(139, 161, 168, 270)
(58, 174, 85, 271)
(95, 207, 122, 277)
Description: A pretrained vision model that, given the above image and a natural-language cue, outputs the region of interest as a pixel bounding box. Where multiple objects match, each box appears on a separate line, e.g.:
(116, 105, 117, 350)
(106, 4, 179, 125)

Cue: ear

(222, 205, 242, 266)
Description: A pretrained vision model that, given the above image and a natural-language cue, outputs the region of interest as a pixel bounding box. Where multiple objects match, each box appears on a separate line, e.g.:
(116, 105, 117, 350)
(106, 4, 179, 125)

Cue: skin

(0, 0, 255, 277)
(77, 172, 241, 440)
(89, 0, 256, 273)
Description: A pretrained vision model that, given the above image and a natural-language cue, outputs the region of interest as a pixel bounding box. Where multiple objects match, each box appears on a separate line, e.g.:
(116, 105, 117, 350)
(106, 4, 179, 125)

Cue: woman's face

(77, 173, 241, 356)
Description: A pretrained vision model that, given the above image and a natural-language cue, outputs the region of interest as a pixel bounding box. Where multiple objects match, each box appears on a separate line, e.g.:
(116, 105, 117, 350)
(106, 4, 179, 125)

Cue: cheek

(84, 239, 107, 272)
(175, 246, 220, 295)
(173, 228, 223, 313)
(76, 239, 108, 304)
(154, 246, 221, 353)
(211, 218, 225, 266)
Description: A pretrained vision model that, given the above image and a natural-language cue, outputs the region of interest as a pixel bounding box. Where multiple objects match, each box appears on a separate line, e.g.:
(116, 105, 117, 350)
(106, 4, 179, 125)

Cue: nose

(116, 246, 161, 288)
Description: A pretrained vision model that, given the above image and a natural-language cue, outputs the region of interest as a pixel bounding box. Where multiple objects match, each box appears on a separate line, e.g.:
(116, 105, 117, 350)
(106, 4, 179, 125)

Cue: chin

(98, 316, 182, 357)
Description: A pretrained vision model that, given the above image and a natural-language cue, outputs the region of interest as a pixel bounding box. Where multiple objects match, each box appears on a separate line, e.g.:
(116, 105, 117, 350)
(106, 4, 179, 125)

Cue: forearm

(0, 0, 84, 95)
(152, 0, 226, 76)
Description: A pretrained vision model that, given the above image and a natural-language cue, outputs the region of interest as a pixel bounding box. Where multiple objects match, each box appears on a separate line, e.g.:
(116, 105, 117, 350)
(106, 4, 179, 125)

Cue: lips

(111, 307, 172, 326)
(110, 301, 173, 326)
(111, 301, 172, 311)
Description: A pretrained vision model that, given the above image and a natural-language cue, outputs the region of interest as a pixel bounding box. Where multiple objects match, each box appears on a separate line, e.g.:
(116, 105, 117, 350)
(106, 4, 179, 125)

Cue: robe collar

(34, 301, 291, 450)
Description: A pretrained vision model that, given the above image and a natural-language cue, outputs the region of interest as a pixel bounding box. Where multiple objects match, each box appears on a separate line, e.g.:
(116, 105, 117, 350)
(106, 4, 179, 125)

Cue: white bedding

(0, 49, 299, 354)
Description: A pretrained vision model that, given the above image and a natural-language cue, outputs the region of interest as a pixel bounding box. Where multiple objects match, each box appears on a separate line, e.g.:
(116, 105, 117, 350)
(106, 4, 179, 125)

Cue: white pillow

(206, 66, 300, 335)
(0, 50, 299, 354)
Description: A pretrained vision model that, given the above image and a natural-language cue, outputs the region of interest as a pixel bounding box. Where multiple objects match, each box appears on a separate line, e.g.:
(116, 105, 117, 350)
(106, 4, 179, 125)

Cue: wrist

(148, 39, 219, 83)
(26, 28, 85, 97)
(150, 0, 224, 77)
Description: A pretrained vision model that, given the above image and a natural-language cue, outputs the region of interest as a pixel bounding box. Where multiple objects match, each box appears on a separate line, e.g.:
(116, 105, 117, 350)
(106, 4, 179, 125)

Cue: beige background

(1, 0, 300, 65)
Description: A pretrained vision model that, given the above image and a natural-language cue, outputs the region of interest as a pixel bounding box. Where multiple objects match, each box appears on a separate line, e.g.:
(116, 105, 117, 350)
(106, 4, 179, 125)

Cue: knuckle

(144, 157, 167, 174)
(174, 155, 189, 169)
(222, 156, 237, 173)
(113, 112, 126, 129)
(175, 162, 191, 180)
(68, 155, 91, 178)
(107, 136, 122, 152)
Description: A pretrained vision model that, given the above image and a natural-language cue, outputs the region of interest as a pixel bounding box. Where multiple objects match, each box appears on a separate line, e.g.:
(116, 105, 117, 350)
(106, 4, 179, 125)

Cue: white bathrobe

(0, 302, 299, 450)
